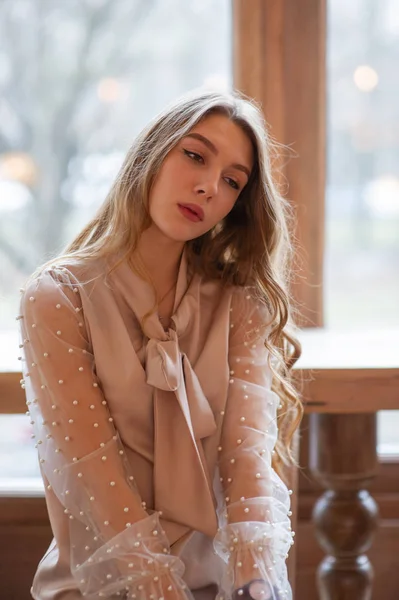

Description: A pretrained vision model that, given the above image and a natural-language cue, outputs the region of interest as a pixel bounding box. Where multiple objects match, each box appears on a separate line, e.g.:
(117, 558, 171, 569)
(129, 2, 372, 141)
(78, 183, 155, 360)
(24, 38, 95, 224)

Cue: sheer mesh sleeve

(214, 287, 294, 600)
(18, 266, 192, 600)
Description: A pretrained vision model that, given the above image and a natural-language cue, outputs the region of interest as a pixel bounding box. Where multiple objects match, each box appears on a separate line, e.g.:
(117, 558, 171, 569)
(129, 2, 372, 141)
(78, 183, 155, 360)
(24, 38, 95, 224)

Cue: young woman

(18, 89, 302, 600)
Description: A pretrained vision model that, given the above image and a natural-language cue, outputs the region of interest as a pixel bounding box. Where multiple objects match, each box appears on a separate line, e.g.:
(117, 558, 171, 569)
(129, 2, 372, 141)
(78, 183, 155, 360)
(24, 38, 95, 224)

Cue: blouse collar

(110, 245, 196, 341)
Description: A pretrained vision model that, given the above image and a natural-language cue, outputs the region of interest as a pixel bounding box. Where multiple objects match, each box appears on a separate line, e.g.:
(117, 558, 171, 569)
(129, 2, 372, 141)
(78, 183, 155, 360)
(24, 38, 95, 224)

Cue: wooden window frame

(233, 0, 326, 328)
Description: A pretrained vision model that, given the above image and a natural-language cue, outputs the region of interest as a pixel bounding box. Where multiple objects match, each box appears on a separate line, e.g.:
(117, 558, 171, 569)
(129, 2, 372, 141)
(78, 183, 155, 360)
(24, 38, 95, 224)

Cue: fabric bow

(145, 328, 218, 540)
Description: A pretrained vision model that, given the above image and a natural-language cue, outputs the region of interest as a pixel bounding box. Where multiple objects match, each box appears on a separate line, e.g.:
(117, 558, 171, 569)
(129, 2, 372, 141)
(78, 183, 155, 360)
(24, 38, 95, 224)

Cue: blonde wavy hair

(35, 88, 303, 477)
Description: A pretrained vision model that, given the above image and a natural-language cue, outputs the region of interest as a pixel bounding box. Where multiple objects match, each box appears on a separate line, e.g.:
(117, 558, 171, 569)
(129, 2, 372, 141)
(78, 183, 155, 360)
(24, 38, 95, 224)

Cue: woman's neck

(132, 225, 185, 293)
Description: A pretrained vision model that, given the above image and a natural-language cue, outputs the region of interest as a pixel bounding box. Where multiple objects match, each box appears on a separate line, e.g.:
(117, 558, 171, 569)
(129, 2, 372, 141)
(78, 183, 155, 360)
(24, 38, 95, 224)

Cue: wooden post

(308, 413, 379, 599)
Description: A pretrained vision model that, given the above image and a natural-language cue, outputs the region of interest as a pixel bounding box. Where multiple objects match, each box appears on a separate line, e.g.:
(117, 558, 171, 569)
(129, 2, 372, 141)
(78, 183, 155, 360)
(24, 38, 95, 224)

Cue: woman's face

(148, 113, 254, 242)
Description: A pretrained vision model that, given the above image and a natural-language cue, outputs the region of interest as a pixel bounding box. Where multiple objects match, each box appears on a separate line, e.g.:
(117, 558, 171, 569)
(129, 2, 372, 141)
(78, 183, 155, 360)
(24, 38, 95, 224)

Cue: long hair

(32, 88, 303, 477)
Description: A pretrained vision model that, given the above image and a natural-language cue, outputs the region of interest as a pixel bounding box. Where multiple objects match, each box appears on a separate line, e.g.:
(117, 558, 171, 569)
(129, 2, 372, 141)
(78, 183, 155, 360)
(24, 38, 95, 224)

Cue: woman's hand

(232, 579, 278, 600)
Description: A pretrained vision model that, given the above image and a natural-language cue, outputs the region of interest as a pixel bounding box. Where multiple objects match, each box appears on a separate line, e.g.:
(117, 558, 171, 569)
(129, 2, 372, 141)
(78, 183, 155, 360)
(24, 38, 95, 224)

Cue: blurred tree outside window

(326, 0, 399, 330)
(1, 0, 398, 485)
(0, 0, 231, 482)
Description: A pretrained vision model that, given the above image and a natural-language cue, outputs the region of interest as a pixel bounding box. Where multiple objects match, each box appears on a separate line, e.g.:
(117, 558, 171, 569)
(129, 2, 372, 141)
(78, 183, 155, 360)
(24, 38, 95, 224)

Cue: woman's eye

(183, 149, 240, 190)
(225, 177, 240, 191)
(183, 149, 204, 163)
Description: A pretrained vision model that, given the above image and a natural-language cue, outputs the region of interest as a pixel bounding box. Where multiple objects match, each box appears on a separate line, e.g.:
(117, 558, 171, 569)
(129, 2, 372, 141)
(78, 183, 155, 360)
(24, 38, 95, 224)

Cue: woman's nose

(193, 175, 219, 199)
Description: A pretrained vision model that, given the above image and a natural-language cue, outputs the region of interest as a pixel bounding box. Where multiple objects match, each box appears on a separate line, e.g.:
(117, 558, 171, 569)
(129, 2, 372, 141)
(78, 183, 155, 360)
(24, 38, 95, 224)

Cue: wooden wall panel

(0, 496, 52, 599)
(0, 525, 52, 600)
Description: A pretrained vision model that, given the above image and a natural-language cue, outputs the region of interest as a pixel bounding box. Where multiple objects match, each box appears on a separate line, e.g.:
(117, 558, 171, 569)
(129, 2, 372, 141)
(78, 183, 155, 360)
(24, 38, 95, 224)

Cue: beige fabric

(18, 246, 293, 600)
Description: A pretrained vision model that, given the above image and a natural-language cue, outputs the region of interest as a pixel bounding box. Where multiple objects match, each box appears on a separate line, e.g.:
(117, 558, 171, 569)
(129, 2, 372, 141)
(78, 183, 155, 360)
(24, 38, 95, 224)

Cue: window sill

(0, 478, 44, 497)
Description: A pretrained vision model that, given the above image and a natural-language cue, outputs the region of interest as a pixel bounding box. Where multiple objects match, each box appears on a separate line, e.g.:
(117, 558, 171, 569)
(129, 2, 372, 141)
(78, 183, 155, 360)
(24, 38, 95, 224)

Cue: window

(326, 0, 399, 456)
(325, 0, 399, 331)
(0, 0, 231, 483)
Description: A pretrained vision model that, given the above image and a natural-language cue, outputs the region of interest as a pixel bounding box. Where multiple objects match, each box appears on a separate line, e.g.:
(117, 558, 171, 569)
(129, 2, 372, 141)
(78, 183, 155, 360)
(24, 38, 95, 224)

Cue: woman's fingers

(233, 579, 276, 600)
(248, 579, 273, 599)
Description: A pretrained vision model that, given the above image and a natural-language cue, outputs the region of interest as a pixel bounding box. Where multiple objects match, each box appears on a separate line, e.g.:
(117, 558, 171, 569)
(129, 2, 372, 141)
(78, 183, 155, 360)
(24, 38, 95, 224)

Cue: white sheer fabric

(19, 267, 193, 599)
(214, 288, 293, 599)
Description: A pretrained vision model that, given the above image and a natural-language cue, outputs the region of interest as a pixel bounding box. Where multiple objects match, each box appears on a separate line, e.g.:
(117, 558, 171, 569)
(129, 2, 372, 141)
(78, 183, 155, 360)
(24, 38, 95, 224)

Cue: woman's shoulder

(228, 283, 273, 321)
(198, 278, 266, 325)
(22, 256, 108, 301)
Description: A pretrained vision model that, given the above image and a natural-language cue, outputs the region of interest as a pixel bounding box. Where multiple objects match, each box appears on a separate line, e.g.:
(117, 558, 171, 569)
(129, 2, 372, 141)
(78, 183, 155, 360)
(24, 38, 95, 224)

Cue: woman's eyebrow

(184, 132, 251, 178)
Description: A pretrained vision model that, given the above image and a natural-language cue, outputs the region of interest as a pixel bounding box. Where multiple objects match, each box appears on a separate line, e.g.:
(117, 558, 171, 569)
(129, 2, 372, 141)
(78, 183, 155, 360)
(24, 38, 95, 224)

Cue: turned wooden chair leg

(308, 413, 379, 600)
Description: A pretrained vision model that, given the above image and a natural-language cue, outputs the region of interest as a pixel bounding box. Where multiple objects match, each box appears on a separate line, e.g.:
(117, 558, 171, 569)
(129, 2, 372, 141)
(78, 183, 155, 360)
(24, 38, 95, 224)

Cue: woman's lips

(178, 203, 204, 220)
(177, 204, 203, 223)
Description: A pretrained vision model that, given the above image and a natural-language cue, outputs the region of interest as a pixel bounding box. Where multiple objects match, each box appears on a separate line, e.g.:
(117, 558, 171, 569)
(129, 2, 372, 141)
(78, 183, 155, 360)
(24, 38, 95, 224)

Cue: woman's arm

(214, 287, 294, 600)
(19, 266, 192, 599)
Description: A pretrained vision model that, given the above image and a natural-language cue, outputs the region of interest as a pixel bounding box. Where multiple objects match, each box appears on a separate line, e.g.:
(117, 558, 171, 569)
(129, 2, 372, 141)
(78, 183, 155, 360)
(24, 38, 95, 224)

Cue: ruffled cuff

(214, 501, 294, 600)
(124, 559, 194, 600)
(72, 513, 193, 599)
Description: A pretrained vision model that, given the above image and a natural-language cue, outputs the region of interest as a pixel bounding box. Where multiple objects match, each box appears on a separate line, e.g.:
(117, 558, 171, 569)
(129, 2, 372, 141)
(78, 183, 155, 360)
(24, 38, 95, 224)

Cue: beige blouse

(18, 247, 294, 600)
